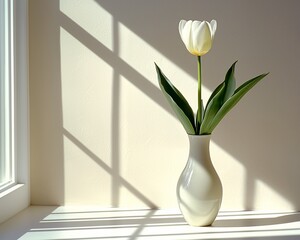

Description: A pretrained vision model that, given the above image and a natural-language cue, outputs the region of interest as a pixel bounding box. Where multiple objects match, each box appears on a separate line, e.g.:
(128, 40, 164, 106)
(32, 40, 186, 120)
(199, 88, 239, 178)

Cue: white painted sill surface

(0, 207, 300, 240)
(0, 184, 29, 225)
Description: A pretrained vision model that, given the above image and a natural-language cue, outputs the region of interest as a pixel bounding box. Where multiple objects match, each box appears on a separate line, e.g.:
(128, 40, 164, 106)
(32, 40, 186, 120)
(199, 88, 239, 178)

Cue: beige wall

(29, 0, 300, 210)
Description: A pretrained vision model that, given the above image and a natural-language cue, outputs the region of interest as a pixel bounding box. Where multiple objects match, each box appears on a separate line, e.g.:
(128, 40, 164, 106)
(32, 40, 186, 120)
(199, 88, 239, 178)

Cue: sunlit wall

(29, 0, 300, 210)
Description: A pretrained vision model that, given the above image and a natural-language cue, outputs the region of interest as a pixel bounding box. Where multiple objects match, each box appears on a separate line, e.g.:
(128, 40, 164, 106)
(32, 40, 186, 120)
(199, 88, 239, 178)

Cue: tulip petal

(210, 20, 217, 40)
(178, 20, 187, 39)
(194, 21, 212, 56)
(191, 21, 202, 55)
(179, 20, 193, 54)
(191, 20, 202, 34)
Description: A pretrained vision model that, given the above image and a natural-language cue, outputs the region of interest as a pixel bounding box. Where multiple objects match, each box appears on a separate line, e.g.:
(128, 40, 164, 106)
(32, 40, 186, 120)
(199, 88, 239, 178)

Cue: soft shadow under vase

(176, 134, 222, 226)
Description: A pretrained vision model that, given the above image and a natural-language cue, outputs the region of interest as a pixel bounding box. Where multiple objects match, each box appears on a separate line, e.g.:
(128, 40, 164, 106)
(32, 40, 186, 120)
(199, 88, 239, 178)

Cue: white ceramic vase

(176, 134, 222, 226)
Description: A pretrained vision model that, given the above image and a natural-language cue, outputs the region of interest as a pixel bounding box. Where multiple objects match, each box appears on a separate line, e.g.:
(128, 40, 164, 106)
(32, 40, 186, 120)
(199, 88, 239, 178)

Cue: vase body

(176, 134, 222, 226)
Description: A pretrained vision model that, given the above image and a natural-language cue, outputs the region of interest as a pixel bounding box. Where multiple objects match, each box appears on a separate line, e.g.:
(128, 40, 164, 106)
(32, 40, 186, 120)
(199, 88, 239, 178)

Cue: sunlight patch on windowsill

(0, 206, 298, 240)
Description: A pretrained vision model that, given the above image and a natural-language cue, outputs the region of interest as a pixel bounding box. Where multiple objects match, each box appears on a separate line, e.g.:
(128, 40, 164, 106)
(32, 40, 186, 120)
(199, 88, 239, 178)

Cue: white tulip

(179, 20, 217, 56)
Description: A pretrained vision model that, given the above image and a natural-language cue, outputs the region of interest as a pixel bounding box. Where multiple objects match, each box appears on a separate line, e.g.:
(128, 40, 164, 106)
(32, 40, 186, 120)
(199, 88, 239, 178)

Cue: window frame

(0, 0, 29, 224)
(0, 0, 15, 192)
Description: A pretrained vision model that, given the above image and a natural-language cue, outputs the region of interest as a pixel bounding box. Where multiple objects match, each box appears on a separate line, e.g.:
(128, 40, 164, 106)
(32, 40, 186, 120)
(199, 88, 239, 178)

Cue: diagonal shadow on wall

(63, 129, 157, 208)
(53, 0, 300, 210)
(93, 0, 300, 210)
(59, 10, 178, 208)
(95, 0, 300, 209)
(29, 0, 300, 213)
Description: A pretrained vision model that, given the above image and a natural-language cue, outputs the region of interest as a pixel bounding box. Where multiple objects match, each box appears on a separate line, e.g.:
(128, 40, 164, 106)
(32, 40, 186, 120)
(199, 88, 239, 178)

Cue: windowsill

(0, 184, 24, 198)
(0, 206, 300, 239)
(0, 184, 29, 224)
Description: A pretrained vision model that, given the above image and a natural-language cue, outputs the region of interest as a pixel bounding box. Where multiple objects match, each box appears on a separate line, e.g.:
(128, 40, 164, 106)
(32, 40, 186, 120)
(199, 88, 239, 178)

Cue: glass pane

(0, 0, 6, 185)
(0, 0, 12, 188)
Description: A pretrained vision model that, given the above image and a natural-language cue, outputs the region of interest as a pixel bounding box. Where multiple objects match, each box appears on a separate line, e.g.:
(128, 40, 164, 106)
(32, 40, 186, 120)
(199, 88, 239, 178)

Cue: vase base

(184, 219, 215, 227)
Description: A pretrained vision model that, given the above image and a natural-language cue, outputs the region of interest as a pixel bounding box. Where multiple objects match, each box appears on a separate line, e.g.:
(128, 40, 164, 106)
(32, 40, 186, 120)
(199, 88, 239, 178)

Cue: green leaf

(200, 62, 237, 134)
(206, 72, 269, 133)
(200, 61, 246, 134)
(206, 82, 224, 108)
(155, 63, 196, 134)
(222, 61, 237, 103)
(196, 100, 204, 134)
(205, 61, 237, 108)
(200, 82, 226, 134)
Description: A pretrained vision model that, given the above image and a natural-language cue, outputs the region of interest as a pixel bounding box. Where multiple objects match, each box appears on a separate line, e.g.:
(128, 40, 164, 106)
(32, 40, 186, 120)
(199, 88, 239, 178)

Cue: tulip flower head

(179, 20, 217, 56)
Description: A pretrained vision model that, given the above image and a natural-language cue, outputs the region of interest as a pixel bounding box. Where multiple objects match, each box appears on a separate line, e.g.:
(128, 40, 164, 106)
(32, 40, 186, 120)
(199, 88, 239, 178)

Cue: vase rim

(187, 134, 211, 140)
(188, 134, 211, 136)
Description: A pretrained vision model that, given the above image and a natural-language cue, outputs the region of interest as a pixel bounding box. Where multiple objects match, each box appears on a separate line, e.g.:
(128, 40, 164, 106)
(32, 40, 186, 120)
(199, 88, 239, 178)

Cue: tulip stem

(197, 56, 202, 131)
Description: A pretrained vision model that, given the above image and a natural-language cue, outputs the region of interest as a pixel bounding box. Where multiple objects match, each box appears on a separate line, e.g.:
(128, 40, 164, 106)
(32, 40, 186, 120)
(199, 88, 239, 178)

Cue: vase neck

(188, 134, 211, 149)
(188, 134, 211, 163)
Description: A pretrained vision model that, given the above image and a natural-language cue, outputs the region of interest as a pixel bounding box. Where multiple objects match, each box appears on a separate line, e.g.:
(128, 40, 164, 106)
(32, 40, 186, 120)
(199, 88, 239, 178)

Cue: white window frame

(0, 0, 29, 224)
(0, 0, 15, 192)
